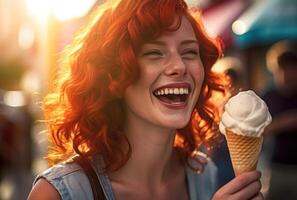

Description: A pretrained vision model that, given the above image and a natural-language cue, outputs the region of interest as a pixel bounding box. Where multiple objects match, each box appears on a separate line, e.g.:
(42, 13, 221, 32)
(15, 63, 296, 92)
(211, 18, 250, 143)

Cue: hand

(212, 171, 263, 200)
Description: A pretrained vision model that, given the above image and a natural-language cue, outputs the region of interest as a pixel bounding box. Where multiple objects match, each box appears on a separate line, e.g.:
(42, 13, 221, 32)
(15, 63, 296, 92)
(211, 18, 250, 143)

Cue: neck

(109, 111, 182, 186)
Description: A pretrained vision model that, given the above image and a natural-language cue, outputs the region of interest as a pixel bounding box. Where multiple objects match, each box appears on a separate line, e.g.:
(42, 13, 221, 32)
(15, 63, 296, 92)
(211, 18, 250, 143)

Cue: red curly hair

(44, 0, 227, 171)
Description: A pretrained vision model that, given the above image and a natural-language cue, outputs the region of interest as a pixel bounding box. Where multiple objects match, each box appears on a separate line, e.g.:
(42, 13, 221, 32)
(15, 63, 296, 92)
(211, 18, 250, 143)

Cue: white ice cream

(219, 90, 272, 137)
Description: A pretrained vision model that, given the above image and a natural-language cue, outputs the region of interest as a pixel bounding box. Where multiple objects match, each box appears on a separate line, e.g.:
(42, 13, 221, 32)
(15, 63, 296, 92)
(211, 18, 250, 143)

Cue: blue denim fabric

(34, 155, 217, 200)
(186, 159, 218, 200)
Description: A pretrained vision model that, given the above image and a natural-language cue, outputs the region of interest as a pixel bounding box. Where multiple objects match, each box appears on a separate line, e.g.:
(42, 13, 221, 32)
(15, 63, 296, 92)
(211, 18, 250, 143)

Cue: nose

(164, 54, 187, 77)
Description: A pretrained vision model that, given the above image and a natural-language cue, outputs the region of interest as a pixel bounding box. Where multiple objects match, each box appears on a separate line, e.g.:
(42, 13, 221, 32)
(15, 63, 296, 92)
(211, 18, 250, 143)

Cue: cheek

(192, 65, 205, 102)
(124, 84, 148, 117)
(123, 72, 153, 110)
(192, 63, 205, 86)
(142, 64, 163, 83)
(124, 80, 148, 104)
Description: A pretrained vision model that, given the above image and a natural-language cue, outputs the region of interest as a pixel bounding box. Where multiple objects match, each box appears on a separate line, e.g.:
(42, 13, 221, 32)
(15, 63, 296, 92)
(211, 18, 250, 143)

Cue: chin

(160, 116, 191, 129)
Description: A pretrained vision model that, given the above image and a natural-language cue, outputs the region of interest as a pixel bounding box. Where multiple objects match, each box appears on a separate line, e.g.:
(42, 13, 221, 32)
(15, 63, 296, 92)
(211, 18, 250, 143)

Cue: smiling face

(124, 17, 205, 130)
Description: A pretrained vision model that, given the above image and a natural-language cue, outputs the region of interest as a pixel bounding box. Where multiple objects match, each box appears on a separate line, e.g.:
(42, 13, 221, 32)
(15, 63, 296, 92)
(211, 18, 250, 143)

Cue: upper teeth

(154, 88, 189, 96)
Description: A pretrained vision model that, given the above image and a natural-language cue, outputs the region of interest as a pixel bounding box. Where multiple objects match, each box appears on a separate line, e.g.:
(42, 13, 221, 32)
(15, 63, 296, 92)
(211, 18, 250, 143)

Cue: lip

(153, 82, 192, 110)
(158, 100, 188, 109)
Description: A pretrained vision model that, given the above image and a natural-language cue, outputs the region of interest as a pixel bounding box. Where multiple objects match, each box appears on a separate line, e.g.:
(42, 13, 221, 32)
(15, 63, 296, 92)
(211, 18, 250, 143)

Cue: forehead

(153, 17, 197, 42)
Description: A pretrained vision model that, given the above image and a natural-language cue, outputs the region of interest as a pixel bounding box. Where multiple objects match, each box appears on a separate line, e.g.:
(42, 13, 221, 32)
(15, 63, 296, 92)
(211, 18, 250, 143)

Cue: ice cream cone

(225, 129, 263, 176)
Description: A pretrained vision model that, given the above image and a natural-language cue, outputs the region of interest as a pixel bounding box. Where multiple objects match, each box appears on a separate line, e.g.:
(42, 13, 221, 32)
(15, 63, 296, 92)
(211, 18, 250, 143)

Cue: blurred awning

(232, 0, 297, 48)
(201, 0, 250, 48)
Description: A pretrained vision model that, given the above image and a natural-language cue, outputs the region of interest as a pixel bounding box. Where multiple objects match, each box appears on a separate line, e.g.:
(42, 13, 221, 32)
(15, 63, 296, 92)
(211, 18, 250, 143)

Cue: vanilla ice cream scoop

(219, 90, 272, 137)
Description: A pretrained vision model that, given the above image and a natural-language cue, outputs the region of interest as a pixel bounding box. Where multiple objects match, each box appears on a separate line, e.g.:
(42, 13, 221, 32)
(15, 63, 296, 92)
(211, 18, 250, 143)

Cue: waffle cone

(225, 129, 263, 176)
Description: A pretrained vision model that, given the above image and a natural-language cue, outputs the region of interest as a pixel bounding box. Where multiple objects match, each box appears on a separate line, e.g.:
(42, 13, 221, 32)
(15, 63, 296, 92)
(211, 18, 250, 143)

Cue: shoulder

(28, 178, 61, 200)
(186, 153, 218, 200)
(29, 161, 93, 200)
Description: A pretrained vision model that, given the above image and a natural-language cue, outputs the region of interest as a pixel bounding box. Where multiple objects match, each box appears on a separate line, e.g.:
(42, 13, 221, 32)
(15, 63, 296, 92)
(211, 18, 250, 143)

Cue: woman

(28, 0, 263, 199)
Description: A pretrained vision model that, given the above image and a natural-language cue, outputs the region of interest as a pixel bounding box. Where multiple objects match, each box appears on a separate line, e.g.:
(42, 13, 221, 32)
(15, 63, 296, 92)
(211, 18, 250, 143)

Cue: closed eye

(181, 49, 199, 59)
(141, 50, 164, 59)
(142, 50, 162, 56)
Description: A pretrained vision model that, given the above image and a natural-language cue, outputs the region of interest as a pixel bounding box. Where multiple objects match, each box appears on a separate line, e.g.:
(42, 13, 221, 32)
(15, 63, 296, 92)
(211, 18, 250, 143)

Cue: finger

(250, 192, 264, 200)
(232, 180, 262, 200)
(218, 171, 261, 194)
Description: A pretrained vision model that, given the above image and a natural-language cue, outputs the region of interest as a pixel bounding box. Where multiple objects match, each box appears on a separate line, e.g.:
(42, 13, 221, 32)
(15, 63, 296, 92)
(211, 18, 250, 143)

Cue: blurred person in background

(0, 59, 34, 200)
(210, 56, 248, 116)
(263, 40, 297, 200)
(212, 56, 248, 95)
(0, 112, 17, 180)
(28, 0, 264, 199)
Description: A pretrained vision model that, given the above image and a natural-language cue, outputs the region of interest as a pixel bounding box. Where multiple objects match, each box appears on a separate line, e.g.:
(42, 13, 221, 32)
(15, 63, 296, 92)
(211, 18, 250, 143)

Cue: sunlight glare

(26, 0, 51, 21)
(3, 91, 27, 107)
(52, 0, 97, 21)
(18, 23, 35, 49)
(26, 0, 96, 21)
(232, 20, 247, 35)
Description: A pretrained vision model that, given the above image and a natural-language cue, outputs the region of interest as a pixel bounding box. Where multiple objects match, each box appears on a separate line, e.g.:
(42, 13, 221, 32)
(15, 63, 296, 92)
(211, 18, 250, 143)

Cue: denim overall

(34, 155, 218, 200)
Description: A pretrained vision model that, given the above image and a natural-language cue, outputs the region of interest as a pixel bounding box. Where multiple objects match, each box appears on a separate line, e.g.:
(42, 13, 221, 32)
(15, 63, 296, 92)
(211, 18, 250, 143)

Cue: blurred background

(0, 0, 296, 199)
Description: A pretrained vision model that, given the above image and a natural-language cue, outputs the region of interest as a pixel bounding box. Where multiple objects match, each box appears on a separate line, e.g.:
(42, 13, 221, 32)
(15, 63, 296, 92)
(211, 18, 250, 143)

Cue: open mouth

(153, 84, 191, 104)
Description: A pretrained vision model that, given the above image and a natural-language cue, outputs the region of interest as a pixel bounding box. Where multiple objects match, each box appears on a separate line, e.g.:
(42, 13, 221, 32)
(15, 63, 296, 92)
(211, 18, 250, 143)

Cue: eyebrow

(181, 40, 199, 46)
(145, 40, 199, 46)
